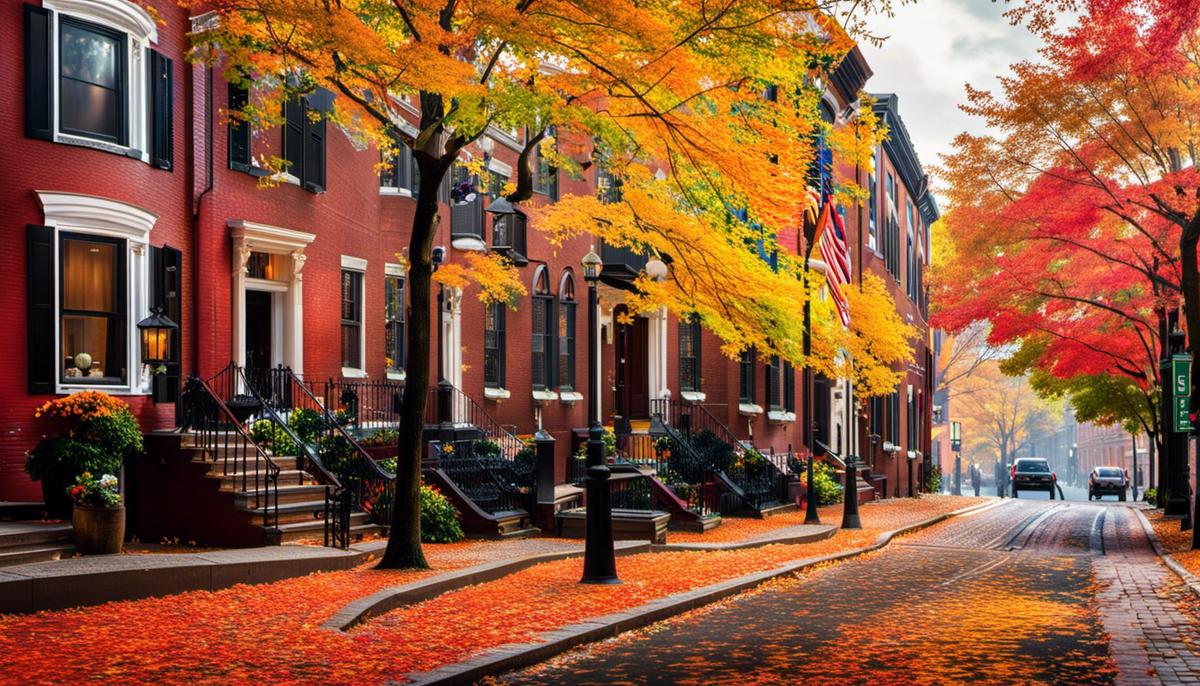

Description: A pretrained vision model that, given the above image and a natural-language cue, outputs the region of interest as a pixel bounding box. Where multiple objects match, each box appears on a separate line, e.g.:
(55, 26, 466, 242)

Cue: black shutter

(303, 113, 326, 192)
(148, 49, 174, 170)
(228, 83, 251, 170)
(283, 95, 305, 179)
(24, 4, 53, 141)
(153, 245, 182, 403)
(27, 225, 55, 394)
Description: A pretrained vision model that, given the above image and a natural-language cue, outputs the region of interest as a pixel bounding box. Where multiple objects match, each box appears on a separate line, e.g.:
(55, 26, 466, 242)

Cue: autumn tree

(190, 0, 909, 568)
(932, 0, 1200, 518)
(954, 361, 1060, 467)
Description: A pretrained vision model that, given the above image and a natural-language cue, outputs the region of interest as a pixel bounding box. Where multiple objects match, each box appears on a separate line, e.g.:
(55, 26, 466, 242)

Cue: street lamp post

(804, 442, 821, 525)
(432, 247, 453, 446)
(580, 247, 618, 584)
(842, 450, 862, 529)
(950, 421, 962, 496)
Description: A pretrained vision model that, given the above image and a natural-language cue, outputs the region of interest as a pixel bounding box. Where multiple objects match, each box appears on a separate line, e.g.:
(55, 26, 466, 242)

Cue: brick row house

(1, 0, 936, 545)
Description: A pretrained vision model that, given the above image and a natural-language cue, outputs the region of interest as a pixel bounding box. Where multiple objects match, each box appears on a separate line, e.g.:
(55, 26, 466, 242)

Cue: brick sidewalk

(1096, 508, 1200, 685)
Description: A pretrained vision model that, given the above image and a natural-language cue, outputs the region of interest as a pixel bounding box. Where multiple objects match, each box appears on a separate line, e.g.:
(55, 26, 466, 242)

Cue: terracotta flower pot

(72, 504, 126, 555)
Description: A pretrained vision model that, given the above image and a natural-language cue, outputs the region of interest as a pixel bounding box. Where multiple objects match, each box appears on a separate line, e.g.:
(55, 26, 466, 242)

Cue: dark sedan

(1011, 458, 1056, 498)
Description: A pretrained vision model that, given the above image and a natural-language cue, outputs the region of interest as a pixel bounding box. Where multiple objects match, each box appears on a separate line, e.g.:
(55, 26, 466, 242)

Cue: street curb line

(323, 542, 651, 632)
(649, 524, 837, 552)
(1133, 508, 1200, 598)
(405, 498, 997, 686)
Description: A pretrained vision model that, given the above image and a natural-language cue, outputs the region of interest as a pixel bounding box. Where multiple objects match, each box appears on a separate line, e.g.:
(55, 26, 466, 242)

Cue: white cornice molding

(36, 190, 158, 240)
(341, 254, 368, 272)
(45, 0, 158, 43)
(229, 219, 316, 253)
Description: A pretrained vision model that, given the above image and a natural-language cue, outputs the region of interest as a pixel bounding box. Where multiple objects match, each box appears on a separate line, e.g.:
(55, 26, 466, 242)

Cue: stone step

(0, 522, 73, 548)
(277, 521, 379, 544)
(197, 455, 301, 474)
(211, 469, 312, 490)
(0, 542, 75, 568)
(270, 500, 339, 525)
(235, 483, 332, 508)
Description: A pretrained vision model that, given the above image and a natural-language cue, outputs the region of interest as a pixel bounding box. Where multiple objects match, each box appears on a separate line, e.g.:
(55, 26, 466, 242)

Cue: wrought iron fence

(439, 437, 534, 515)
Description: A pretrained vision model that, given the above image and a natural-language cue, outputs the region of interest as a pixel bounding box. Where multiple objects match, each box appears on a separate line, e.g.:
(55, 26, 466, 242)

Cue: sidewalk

(0, 495, 986, 685)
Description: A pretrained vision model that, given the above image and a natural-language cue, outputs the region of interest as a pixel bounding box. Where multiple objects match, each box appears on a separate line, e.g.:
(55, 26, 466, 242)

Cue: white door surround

(229, 220, 314, 375)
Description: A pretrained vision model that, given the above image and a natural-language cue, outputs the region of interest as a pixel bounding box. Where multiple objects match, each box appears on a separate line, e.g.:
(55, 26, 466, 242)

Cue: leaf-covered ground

(0, 496, 982, 685)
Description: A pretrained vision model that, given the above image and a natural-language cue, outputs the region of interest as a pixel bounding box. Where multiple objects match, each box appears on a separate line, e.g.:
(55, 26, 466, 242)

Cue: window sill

(273, 171, 302, 187)
(54, 132, 148, 164)
(907, 450, 919, 460)
(451, 236, 487, 252)
(883, 441, 901, 453)
(56, 384, 148, 397)
(341, 367, 368, 379)
(738, 403, 763, 416)
(559, 391, 583, 404)
(386, 369, 406, 382)
(484, 387, 511, 400)
(767, 410, 796, 424)
(680, 391, 706, 403)
(380, 186, 414, 198)
(532, 389, 559, 403)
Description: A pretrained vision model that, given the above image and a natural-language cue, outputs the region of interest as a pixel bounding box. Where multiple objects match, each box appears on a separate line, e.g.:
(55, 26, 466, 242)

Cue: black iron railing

(209, 363, 348, 548)
(611, 431, 719, 518)
(650, 398, 790, 513)
(179, 374, 281, 532)
(439, 437, 534, 515)
(271, 368, 397, 533)
(321, 377, 405, 430)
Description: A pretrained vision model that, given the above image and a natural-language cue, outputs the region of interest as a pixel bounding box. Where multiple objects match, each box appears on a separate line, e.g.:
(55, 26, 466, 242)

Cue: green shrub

(927, 465, 942, 493)
(318, 432, 359, 480)
(473, 437, 501, 458)
(250, 419, 299, 457)
(361, 429, 399, 448)
(690, 430, 735, 472)
(1143, 487, 1158, 504)
(288, 408, 323, 444)
(421, 485, 465, 543)
(801, 460, 843, 506)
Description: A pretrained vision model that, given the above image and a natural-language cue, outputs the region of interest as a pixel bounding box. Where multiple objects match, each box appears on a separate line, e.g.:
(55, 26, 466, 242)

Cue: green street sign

(1173, 354, 1192, 433)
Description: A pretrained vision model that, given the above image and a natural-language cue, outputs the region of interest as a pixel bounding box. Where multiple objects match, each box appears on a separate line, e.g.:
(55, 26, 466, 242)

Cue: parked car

(1088, 466, 1129, 501)
(1011, 458, 1056, 498)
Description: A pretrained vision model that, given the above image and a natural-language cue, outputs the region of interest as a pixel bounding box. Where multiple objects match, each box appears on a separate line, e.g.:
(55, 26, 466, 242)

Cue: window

(381, 144, 419, 195)
(531, 267, 555, 389)
(340, 268, 364, 370)
(557, 272, 576, 391)
(59, 18, 126, 145)
(483, 302, 506, 388)
(886, 171, 896, 209)
(595, 146, 622, 204)
(765, 357, 795, 413)
(282, 92, 328, 192)
(385, 274, 405, 373)
(533, 125, 559, 201)
(868, 154, 878, 251)
(679, 315, 701, 393)
(888, 392, 901, 444)
(739, 348, 756, 404)
(228, 83, 251, 171)
(25, 3, 170, 167)
(60, 234, 126, 384)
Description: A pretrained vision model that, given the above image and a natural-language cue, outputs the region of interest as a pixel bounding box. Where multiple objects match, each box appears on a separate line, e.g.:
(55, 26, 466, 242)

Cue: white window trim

(37, 191, 158, 395)
(341, 255, 367, 377)
(229, 219, 313, 376)
(379, 186, 413, 198)
(43, 0, 158, 164)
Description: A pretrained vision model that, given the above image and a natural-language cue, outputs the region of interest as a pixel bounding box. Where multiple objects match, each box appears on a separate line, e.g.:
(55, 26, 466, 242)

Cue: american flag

(818, 194, 852, 327)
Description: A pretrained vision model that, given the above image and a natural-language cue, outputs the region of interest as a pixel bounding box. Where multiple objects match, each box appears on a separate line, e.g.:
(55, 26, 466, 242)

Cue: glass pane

(61, 23, 118, 88)
(60, 79, 121, 140)
(62, 239, 115, 312)
(341, 323, 361, 368)
(61, 315, 121, 382)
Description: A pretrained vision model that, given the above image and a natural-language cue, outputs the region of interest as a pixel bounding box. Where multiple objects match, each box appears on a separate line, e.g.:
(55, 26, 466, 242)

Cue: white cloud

(858, 0, 1043, 204)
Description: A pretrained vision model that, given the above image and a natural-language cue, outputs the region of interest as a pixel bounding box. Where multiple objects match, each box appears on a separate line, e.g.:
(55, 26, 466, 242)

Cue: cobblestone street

(498, 500, 1200, 685)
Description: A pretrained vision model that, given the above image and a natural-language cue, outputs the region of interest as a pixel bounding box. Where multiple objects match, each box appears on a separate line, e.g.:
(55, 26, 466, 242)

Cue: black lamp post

(842, 448, 861, 529)
(950, 420, 962, 496)
(804, 439, 821, 525)
(432, 246, 453, 446)
(580, 246, 618, 584)
(137, 306, 178, 370)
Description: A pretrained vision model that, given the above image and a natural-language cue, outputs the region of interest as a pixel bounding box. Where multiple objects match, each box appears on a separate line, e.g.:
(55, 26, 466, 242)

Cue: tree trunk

(377, 159, 446, 570)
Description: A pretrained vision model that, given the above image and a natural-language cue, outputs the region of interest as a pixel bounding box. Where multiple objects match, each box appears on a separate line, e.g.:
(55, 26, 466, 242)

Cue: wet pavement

(495, 500, 1200, 685)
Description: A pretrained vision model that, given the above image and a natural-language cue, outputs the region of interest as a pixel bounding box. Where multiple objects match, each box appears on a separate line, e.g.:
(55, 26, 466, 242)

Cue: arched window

(557, 271, 576, 391)
(531, 266, 555, 389)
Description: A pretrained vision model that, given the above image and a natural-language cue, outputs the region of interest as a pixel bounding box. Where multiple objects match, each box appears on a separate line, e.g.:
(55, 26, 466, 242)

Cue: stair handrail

(813, 439, 849, 470)
(180, 375, 281, 531)
(278, 367, 397, 529)
(430, 383, 526, 460)
(211, 364, 347, 547)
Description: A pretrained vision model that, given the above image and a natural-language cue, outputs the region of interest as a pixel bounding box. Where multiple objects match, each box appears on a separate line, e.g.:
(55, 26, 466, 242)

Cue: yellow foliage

(433, 253, 526, 308)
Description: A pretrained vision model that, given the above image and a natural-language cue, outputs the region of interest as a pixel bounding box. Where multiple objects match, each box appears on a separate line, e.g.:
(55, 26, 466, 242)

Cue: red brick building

(2, 1, 934, 536)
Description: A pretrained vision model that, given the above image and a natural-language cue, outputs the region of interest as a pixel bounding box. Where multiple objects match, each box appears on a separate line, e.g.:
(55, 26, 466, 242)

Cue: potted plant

(26, 391, 142, 518)
(68, 472, 125, 554)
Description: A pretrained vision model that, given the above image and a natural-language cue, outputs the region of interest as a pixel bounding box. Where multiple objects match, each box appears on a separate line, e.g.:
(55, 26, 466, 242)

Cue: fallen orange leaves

(0, 497, 984, 685)
(1147, 510, 1200, 576)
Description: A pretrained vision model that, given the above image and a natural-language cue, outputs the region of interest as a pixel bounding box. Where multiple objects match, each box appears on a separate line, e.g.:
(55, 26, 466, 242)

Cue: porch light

(137, 307, 178, 367)
(484, 196, 516, 217)
(645, 255, 668, 282)
(581, 246, 602, 282)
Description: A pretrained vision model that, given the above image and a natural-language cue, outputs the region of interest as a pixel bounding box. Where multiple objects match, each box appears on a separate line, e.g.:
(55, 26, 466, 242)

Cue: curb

(1133, 508, 1200, 598)
(405, 498, 999, 685)
(650, 524, 837, 553)
(324, 542, 650, 632)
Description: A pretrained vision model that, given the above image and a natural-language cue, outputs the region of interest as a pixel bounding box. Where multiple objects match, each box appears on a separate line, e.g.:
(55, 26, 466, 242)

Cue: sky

(858, 0, 1046, 203)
